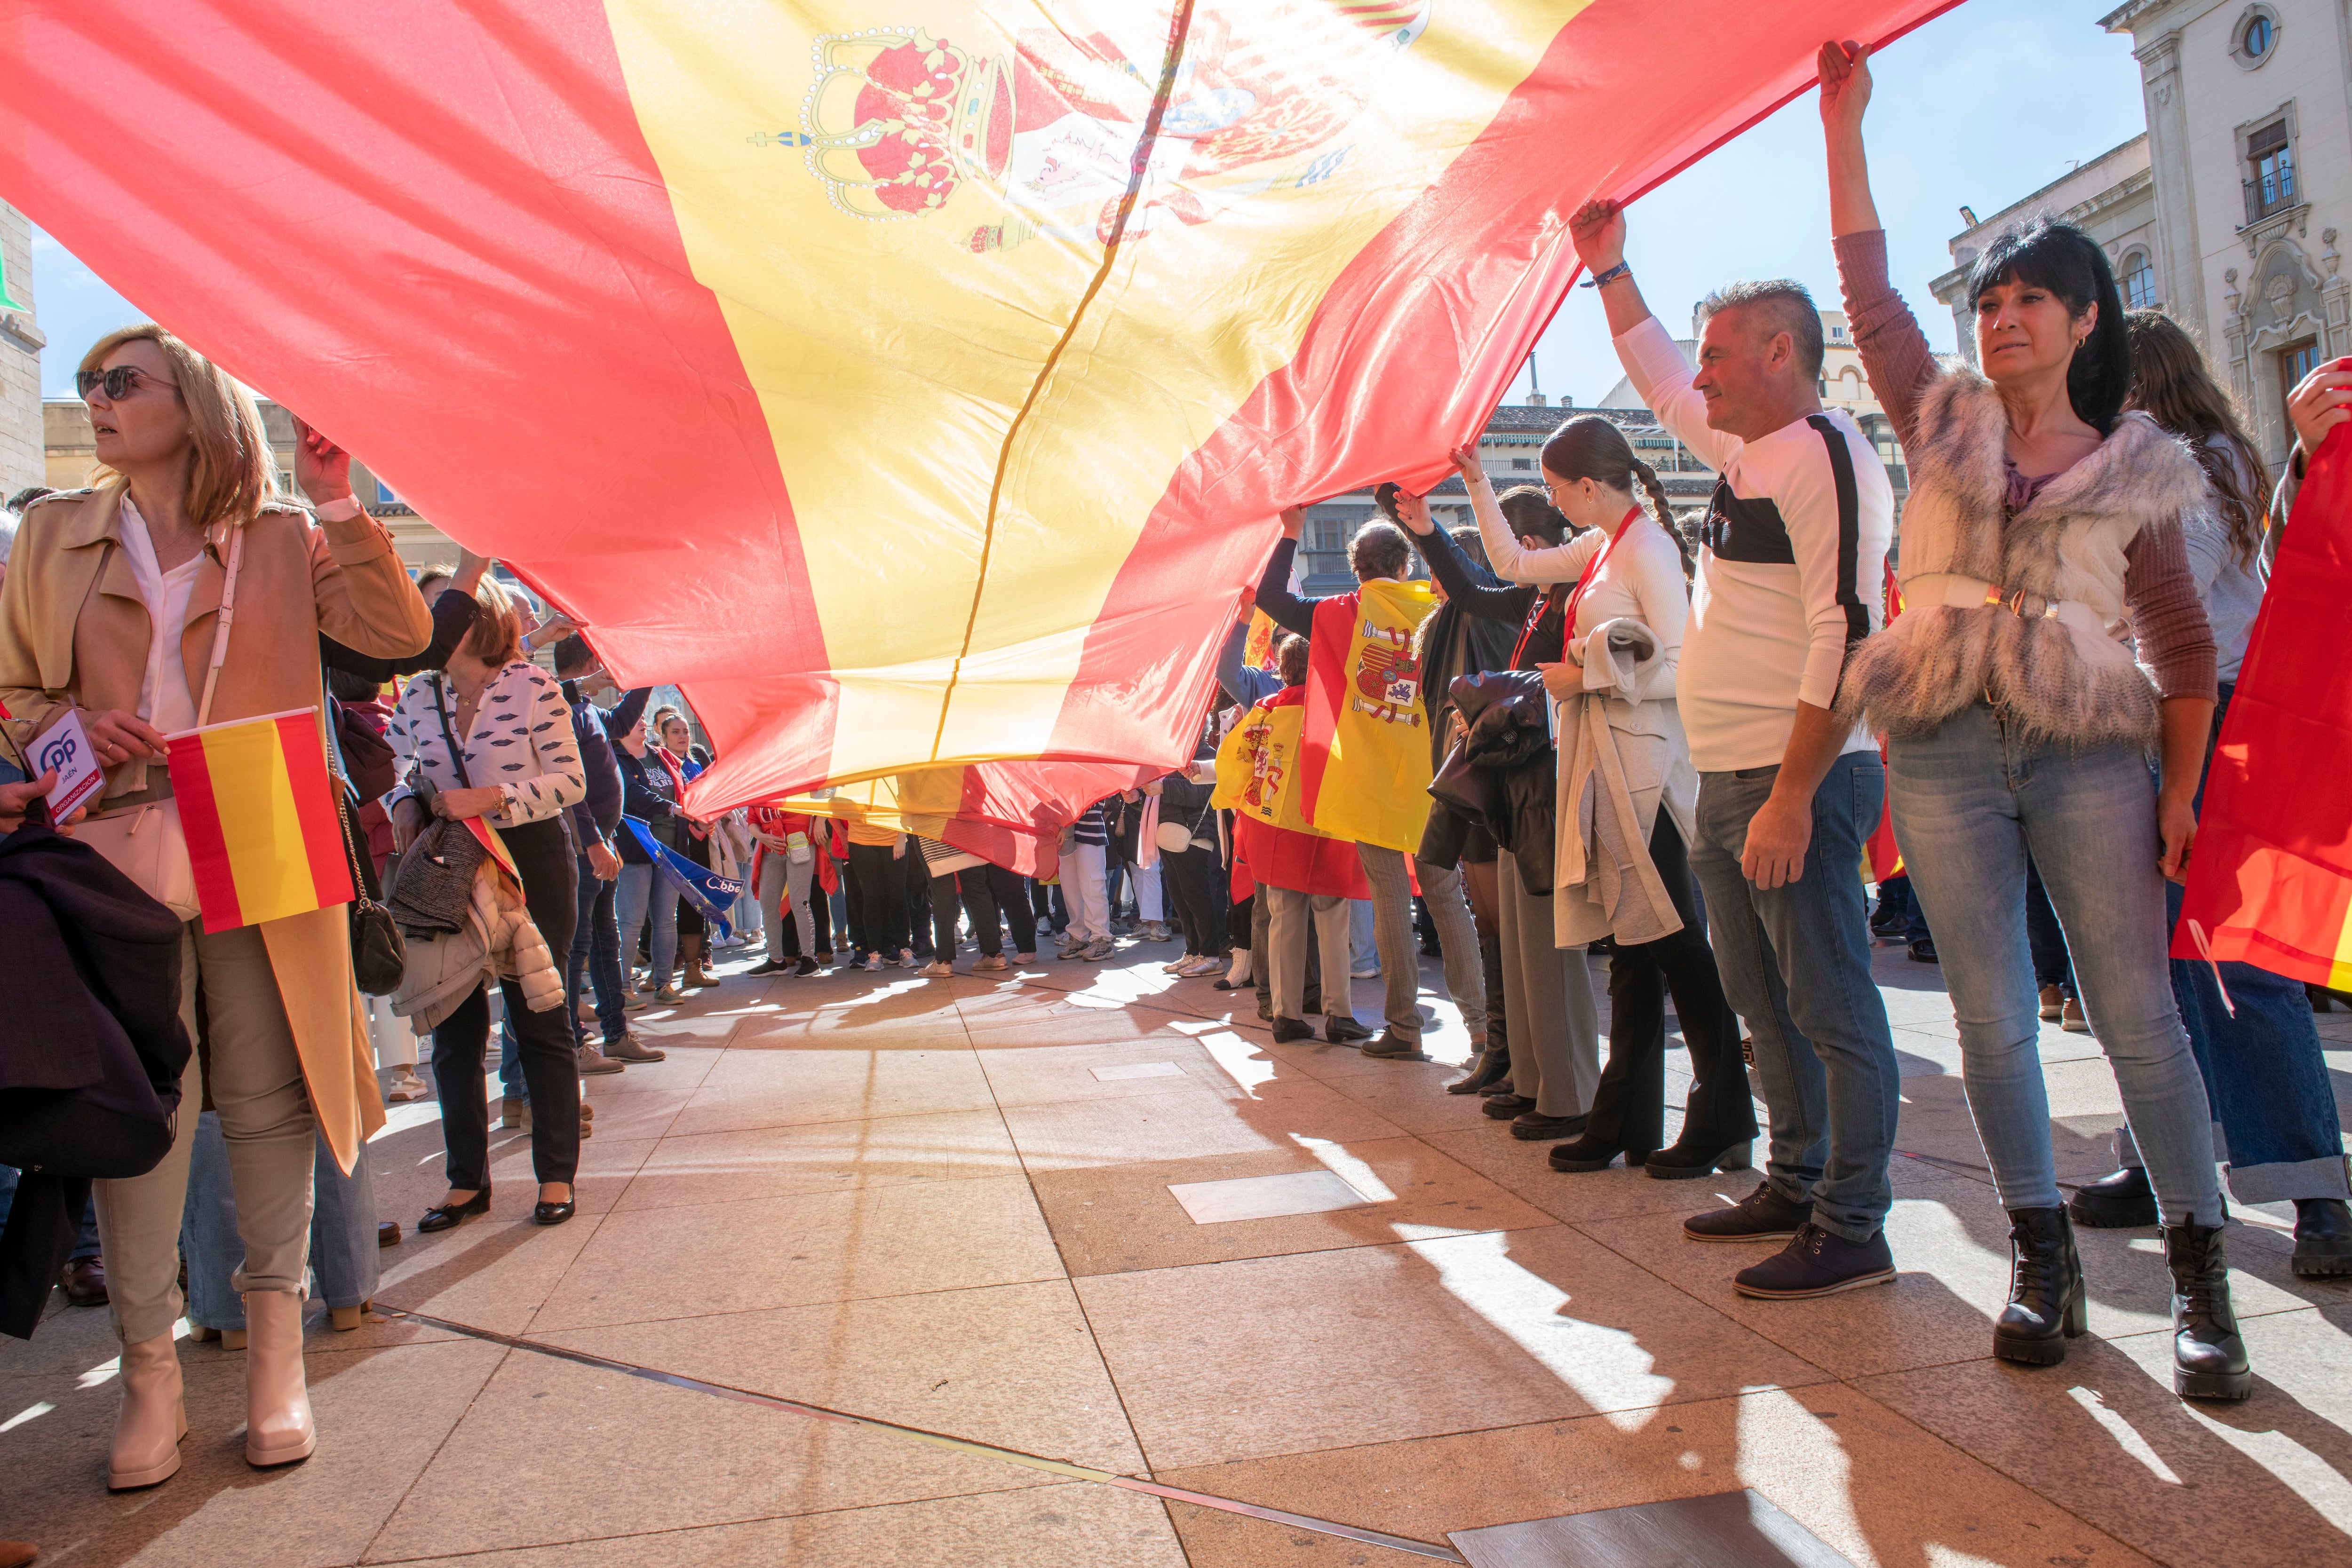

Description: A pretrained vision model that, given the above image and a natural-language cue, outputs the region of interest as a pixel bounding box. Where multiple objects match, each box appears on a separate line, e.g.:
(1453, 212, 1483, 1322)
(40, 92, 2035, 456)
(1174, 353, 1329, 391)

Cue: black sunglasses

(76, 365, 180, 401)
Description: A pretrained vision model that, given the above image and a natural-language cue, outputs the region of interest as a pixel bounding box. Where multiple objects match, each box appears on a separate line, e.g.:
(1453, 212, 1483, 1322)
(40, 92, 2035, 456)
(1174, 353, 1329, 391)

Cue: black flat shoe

(1323, 1015, 1374, 1044)
(418, 1187, 492, 1233)
(1482, 1093, 1535, 1120)
(1511, 1111, 1589, 1141)
(532, 1200, 577, 1227)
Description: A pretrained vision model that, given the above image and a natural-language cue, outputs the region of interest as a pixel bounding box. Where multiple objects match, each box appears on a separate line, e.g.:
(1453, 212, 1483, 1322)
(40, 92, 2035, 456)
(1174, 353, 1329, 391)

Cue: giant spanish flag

(2, 0, 1959, 837)
(167, 710, 355, 935)
(2175, 425, 2352, 989)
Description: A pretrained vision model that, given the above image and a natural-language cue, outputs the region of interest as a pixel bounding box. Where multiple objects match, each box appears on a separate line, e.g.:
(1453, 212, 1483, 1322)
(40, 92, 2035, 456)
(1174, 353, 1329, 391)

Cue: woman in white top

(1449, 418, 1755, 1179)
(388, 579, 587, 1229)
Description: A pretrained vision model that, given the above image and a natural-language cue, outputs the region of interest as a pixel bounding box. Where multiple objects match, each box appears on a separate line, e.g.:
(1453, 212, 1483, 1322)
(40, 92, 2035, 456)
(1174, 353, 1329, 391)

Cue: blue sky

(29, 0, 2147, 406)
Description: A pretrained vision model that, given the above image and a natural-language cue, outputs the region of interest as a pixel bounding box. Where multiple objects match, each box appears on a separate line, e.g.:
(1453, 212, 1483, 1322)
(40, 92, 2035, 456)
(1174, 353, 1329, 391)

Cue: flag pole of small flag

(166, 707, 353, 934)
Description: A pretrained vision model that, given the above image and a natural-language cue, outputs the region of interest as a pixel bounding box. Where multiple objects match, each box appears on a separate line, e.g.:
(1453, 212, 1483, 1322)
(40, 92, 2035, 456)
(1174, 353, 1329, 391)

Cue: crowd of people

(1, 45, 2349, 1550)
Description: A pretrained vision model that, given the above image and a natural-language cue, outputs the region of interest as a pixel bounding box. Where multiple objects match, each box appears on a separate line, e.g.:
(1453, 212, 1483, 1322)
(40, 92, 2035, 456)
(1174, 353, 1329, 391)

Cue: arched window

(2120, 250, 2156, 309)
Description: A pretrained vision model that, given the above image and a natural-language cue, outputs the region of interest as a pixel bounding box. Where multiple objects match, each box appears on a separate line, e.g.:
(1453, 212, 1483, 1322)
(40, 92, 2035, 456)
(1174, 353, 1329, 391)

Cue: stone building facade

(0, 204, 45, 499)
(2103, 0, 2352, 467)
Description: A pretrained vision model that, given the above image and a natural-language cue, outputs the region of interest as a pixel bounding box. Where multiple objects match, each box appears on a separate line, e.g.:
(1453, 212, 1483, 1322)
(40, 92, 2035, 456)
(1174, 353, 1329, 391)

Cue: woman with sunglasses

(0, 327, 432, 1485)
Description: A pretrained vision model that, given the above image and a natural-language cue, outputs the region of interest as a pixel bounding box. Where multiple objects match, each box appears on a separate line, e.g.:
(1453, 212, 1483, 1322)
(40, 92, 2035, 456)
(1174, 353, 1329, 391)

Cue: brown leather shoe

(377, 1220, 402, 1248)
(62, 1256, 108, 1307)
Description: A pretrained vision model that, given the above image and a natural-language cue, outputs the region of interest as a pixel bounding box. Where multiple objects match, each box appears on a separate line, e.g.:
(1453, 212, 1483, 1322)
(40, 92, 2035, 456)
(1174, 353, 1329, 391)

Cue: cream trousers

(94, 922, 320, 1345)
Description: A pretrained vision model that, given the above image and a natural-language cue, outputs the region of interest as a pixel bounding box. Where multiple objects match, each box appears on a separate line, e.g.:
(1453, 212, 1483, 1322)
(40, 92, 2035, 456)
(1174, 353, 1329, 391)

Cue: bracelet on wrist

(1580, 261, 1632, 289)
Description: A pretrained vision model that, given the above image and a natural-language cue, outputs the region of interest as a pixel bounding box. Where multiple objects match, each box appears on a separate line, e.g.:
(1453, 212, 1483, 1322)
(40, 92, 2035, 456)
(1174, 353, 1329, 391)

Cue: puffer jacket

(389, 859, 565, 1031)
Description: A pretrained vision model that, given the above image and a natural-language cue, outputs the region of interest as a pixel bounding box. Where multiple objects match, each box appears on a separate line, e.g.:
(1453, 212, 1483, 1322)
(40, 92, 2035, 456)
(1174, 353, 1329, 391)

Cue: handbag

(326, 724, 407, 992)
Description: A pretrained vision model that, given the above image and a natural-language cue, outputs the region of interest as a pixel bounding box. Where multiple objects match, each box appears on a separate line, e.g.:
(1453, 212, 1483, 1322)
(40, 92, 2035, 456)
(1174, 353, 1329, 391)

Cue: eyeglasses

(76, 365, 181, 402)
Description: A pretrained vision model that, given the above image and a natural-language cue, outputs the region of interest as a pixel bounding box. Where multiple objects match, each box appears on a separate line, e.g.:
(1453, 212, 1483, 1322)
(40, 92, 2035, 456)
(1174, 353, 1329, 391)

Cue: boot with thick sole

(2069, 1165, 2159, 1228)
(2164, 1222, 2252, 1402)
(243, 1291, 318, 1466)
(1993, 1206, 2086, 1366)
(2292, 1197, 2352, 1278)
(108, 1331, 187, 1489)
(1446, 1040, 1511, 1095)
(679, 934, 713, 989)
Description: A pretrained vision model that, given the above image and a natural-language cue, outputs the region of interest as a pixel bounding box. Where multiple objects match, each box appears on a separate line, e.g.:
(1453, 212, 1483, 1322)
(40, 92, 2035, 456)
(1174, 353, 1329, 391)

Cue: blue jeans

(182, 1114, 380, 1324)
(1691, 751, 1900, 1243)
(616, 860, 679, 986)
(1890, 704, 2222, 1225)
(568, 854, 625, 1049)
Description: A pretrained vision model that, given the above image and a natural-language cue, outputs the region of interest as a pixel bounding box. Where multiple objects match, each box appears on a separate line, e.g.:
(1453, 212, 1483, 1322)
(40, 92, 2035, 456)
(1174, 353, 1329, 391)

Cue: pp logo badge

(30, 709, 107, 821)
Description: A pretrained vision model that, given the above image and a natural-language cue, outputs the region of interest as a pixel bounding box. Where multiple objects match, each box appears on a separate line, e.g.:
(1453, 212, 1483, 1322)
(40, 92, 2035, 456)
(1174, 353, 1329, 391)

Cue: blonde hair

(457, 575, 524, 666)
(80, 324, 276, 533)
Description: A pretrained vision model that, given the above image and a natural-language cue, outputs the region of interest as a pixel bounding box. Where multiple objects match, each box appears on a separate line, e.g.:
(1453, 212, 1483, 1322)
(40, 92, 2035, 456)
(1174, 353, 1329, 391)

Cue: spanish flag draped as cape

(1, 0, 1963, 846)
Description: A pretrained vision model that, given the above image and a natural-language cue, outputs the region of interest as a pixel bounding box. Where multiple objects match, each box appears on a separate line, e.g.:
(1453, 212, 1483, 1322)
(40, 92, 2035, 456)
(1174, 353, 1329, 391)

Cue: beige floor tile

(997, 1074, 1410, 1172)
(1156, 1385, 2154, 1568)
(1419, 1124, 1743, 1227)
(1033, 1135, 1555, 1276)
(367, 1483, 1186, 1568)
(1302, 1056, 1531, 1133)
(612, 1107, 1024, 1212)
(0, 1338, 504, 1568)
(973, 1032, 1252, 1108)
(375, 1206, 613, 1338)
(539, 1278, 1144, 1473)
(1859, 1308, 2352, 1568)
(365, 1334, 1049, 1560)
(666, 1046, 995, 1138)
(529, 1174, 1065, 1330)
(1077, 1228, 1829, 1469)
(566, 1041, 723, 1097)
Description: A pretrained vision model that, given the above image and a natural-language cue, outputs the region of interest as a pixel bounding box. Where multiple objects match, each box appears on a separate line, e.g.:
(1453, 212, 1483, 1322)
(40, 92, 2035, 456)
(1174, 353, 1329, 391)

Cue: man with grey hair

(1573, 198, 1899, 1302)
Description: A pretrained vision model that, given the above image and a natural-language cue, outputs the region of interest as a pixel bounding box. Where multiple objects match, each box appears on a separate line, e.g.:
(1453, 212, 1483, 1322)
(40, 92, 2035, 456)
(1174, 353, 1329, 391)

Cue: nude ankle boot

(109, 1330, 187, 1489)
(242, 1291, 316, 1467)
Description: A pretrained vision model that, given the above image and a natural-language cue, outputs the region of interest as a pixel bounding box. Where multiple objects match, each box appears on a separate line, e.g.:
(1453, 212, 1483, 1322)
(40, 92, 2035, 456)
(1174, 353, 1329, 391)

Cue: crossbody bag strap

(428, 673, 475, 788)
(193, 525, 244, 729)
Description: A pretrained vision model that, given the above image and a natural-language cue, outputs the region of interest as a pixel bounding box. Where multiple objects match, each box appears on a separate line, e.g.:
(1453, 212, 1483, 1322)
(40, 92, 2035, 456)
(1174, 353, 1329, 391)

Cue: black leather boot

(1992, 1207, 2085, 1366)
(2291, 1198, 2352, 1279)
(2165, 1222, 2252, 1401)
(1446, 1040, 1511, 1095)
(2068, 1165, 2158, 1228)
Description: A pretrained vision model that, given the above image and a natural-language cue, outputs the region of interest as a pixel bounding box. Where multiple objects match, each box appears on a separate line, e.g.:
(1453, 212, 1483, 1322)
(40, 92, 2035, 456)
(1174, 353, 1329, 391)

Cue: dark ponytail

(1539, 415, 1695, 578)
(1967, 217, 2130, 433)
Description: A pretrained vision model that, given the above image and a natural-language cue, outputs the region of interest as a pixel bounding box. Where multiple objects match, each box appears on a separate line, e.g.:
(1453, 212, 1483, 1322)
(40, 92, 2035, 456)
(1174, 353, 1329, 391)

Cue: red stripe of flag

(278, 713, 354, 908)
(168, 736, 242, 933)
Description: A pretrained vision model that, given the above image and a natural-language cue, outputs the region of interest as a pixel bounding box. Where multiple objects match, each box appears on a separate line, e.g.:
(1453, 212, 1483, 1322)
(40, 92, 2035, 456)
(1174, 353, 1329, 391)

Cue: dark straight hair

(1967, 217, 2130, 433)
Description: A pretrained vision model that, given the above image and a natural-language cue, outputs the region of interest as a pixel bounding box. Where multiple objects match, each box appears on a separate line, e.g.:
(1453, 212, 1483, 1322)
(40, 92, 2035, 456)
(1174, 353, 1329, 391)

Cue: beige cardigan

(1551, 616, 1698, 949)
(0, 482, 434, 1172)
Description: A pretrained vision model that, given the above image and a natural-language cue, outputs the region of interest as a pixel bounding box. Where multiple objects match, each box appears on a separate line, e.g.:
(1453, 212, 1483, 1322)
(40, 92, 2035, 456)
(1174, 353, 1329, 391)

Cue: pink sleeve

(1834, 229, 1939, 452)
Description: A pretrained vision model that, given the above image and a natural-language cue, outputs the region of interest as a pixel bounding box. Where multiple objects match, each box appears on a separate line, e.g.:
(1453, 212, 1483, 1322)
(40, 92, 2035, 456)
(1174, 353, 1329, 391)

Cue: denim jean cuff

(1809, 1211, 1882, 1247)
(2224, 1154, 2352, 1204)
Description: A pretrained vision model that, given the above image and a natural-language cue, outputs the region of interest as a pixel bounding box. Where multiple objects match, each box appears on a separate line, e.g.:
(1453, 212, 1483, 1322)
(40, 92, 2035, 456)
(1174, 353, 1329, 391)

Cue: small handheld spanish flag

(166, 708, 353, 934)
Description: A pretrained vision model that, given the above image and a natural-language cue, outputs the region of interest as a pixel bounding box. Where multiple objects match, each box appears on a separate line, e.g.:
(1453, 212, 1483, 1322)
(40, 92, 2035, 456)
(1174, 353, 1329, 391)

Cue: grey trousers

(96, 922, 319, 1345)
(1267, 887, 1355, 1026)
(1496, 847, 1601, 1117)
(1412, 856, 1488, 1040)
(1354, 844, 1424, 1044)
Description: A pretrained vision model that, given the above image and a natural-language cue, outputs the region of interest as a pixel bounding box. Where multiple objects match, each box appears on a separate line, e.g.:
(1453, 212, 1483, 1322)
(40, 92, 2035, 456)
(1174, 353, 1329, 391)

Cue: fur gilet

(1837, 370, 2210, 749)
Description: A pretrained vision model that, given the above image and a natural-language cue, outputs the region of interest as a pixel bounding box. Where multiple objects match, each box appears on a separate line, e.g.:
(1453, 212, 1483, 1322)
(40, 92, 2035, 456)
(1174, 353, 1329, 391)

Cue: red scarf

(652, 746, 705, 840)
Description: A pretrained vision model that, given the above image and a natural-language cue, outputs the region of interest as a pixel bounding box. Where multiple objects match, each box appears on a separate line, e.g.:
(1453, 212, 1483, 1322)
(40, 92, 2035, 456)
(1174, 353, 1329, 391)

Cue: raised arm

(1253, 513, 1319, 639)
(1820, 42, 1938, 451)
(1213, 613, 1282, 707)
(1454, 447, 1597, 584)
(1569, 199, 1742, 473)
(1405, 506, 1538, 626)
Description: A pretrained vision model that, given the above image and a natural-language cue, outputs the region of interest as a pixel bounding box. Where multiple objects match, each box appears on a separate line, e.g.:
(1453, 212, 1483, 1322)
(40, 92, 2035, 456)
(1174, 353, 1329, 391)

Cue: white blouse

(115, 497, 203, 735)
(1470, 477, 1687, 690)
(388, 661, 585, 830)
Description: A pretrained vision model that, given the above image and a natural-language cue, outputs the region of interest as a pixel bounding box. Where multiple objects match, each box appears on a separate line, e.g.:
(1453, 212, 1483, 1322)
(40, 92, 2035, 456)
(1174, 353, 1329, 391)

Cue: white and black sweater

(388, 662, 586, 831)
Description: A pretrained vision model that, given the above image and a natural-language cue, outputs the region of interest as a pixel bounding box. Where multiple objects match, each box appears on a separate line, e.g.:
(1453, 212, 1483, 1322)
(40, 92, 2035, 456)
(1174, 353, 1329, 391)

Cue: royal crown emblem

(801, 30, 1013, 220)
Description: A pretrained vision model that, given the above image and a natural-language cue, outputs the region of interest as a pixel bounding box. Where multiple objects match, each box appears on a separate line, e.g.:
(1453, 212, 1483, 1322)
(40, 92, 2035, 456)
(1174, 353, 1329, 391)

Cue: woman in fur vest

(1818, 42, 2243, 1401)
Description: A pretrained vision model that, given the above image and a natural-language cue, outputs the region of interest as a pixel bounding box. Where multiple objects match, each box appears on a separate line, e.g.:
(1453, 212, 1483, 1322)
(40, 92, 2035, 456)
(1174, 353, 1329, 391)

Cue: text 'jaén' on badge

(31, 709, 106, 821)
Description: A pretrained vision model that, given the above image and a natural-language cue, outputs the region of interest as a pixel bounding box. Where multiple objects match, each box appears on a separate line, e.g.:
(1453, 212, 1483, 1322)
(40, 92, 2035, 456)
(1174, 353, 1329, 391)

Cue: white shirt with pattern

(388, 660, 585, 831)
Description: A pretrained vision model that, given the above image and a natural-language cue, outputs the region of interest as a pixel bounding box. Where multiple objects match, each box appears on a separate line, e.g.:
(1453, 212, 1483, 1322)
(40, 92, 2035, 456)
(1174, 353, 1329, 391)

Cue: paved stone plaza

(3, 940, 2347, 1566)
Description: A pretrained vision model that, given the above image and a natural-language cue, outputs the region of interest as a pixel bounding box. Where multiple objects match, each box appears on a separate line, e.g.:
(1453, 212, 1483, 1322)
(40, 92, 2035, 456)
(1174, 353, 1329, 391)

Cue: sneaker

(2061, 997, 2090, 1033)
(1732, 1223, 1897, 1299)
(604, 1034, 667, 1063)
(1161, 957, 1191, 974)
(920, 960, 954, 978)
(1683, 1180, 1813, 1243)
(745, 958, 790, 977)
(2038, 984, 2064, 1022)
(1081, 938, 1115, 961)
(622, 989, 649, 1013)
(655, 982, 684, 1003)
(974, 954, 1009, 972)
(897, 950, 921, 969)
(794, 956, 821, 977)
(577, 1044, 627, 1076)
(1350, 966, 1381, 980)
(862, 954, 883, 973)
(383, 1067, 429, 1103)
(1179, 955, 1223, 978)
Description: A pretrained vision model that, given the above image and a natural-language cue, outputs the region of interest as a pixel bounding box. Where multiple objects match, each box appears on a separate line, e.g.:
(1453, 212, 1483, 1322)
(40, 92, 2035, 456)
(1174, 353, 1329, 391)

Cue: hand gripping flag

(1299, 579, 1438, 852)
(2174, 430, 2352, 988)
(167, 709, 354, 934)
(620, 817, 746, 941)
(2, 0, 1962, 832)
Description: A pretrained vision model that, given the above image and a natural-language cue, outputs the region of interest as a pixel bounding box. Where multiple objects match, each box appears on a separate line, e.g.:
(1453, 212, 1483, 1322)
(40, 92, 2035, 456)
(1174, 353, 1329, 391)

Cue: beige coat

(0, 482, 434, 1172)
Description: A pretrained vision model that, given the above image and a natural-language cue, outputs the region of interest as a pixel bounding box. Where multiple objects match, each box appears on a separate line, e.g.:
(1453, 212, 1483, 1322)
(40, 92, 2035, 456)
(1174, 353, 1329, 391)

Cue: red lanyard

(1562, 507, 1644, 634)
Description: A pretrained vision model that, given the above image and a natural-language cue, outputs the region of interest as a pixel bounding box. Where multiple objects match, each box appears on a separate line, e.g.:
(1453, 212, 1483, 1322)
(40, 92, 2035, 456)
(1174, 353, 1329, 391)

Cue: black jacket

(321, 586, 476, 682)
(1417, 523, 1571, 671)
(0, 815, 191, 1339)
(1430, 669, 1556, 894)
